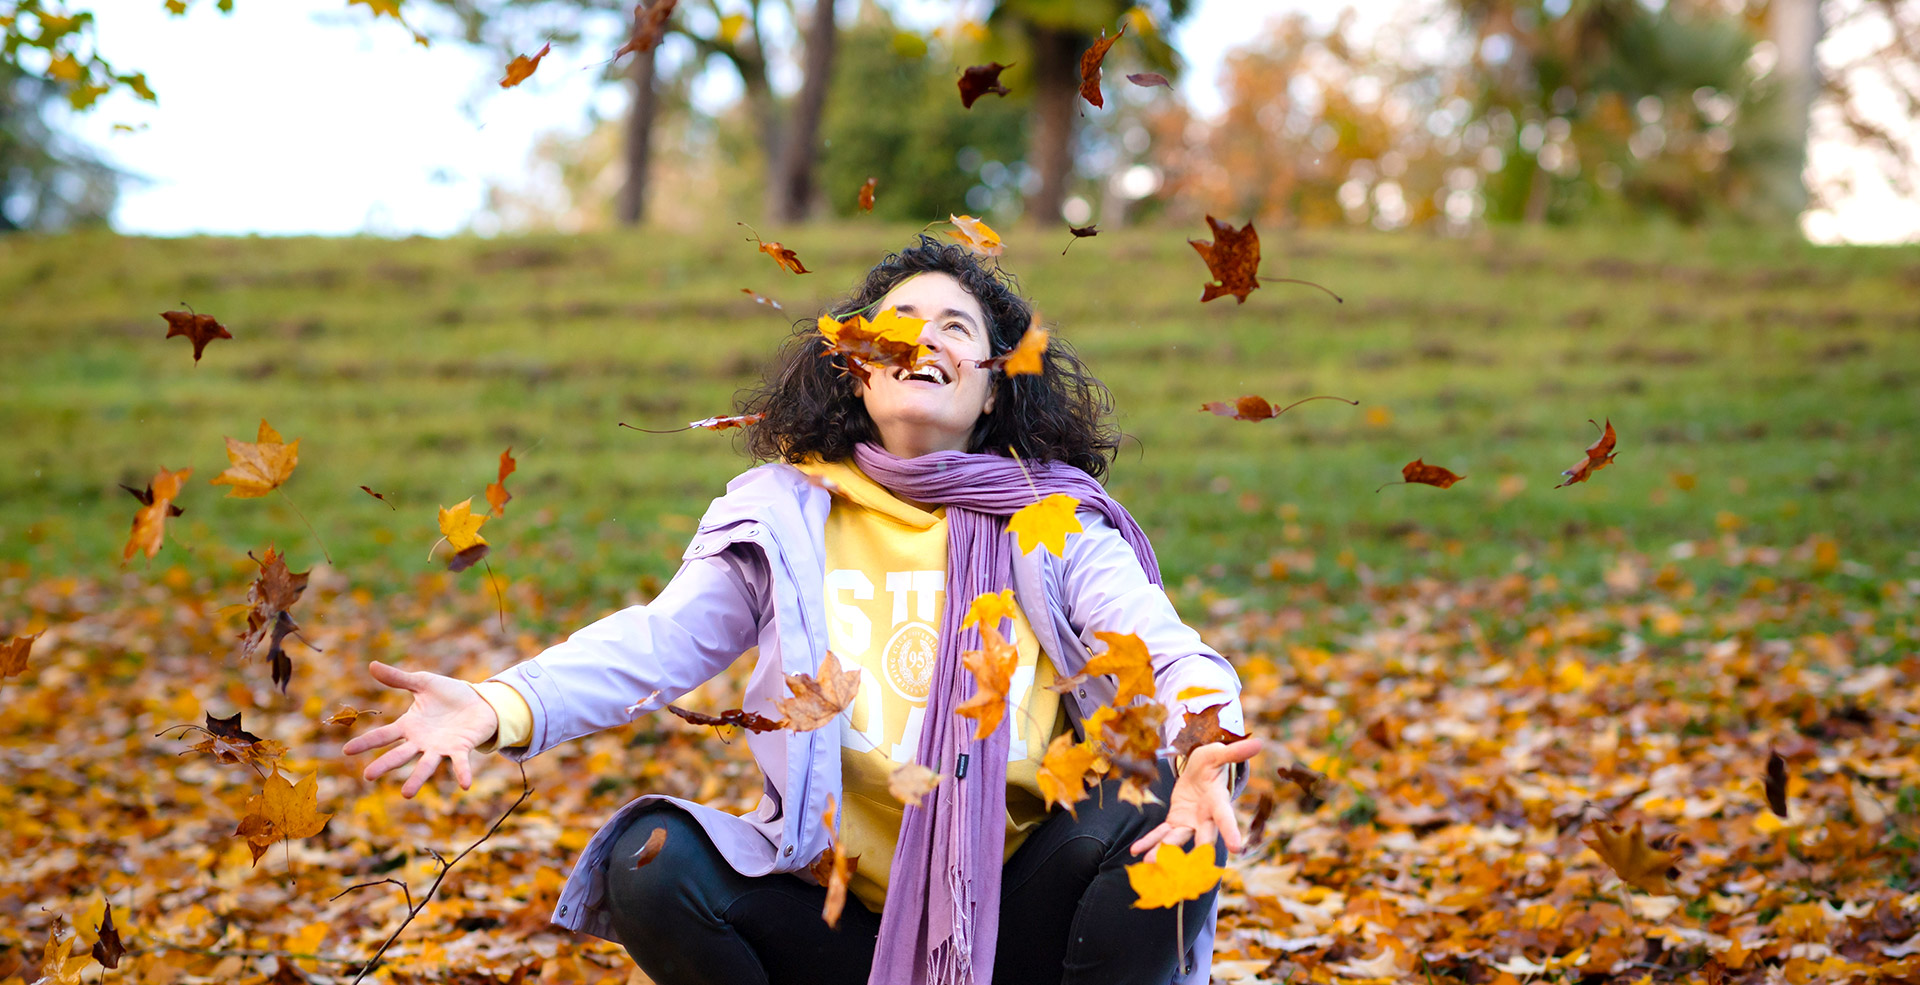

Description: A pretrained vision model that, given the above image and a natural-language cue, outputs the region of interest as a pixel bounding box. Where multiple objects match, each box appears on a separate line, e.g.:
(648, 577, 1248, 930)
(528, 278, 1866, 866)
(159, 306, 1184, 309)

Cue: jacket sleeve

(483, 543, 768, 762)
(1058, 510, 1251, 797)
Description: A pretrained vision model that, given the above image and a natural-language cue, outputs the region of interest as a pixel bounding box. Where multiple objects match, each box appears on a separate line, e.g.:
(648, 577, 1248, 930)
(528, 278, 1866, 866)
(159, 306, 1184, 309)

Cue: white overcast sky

(53, 0, 1919, 243)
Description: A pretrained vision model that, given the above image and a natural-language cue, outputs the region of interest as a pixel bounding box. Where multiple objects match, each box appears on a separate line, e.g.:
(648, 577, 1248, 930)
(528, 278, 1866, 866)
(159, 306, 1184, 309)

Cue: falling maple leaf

(666, 704, 786, 733)
(1246, 792, 1277, 845)
(359, 485, 397, 509)
(1037, 732, 1101, 817)
(91, 896, 124, 969)
(1127, 72, 1171, 89)
(971, 326, 1050, 376)
(857, 176, 876, 212)
(1171, 702, 1249, 759)
(323, 705, 381, 727)
(739, 223, 810, 274)
(236, 546, 312, 693)
(1377, 459, 1466, 492)
(614, 0, 677, 59)
(161, 308, 231, 363)
(1, 632, 39, 678)
(1078, 21, 1126, 107)
(437, 498, 490, 572)
(888, 762, 943, 807)
(1555, 418, 1619, 488)
(1201, 394, 1358, 422)
(631, 826, 667, 868)
(740, 287, 784, 310)
(486, 447, 516, 518)
(498, 42, 550, 88)
(1582, 819, 1680, 895)
(1189, 215, 1261, 304)
(778, 650, 861, 732)
(1765, 750, 1790, 818)
(814, 308, 928, 383)
(1276, 761, 1331, 811)
(957, 62, 1011, 108)
(175, 710, 288, 770)
(1007, 492, 1082, 556)
(123, 465, 191, 562)
(956, 624, 1018, 739)
(1127, 839, 1223, 909)
(623, 412, 769, 434)
(234, 770, 333, 867)
(1061, 225, 1099, 254)
(210, 419, 299, 498)
(946, 214, 1003, 257)
(961, 589, 1016, 631)
(1086, 631, 1156, 705)
(813, 795, 856, 927)
(32, 919, 88, 985)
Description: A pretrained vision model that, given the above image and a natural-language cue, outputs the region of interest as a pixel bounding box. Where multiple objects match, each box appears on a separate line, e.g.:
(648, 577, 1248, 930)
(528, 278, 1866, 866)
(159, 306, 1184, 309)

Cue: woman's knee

(603, 806, 728, 936)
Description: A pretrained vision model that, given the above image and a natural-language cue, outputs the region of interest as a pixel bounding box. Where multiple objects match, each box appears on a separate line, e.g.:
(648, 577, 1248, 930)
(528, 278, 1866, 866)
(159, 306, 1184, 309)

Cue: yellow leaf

(717, 12, 747, 43)
(1007, 493, 1082, 556)
(961, 589, 1016, 631)
(1126, 840, 1222, 909)
(888, 763, 943, 807)
(47, 53, 84, 83)
(1087, 631, 1156, 705)
(235, 771, 333, 866)
(1582, 820, 1679, 895)
(438, 498, 489, 551)
(2, 632, 40, 678)
(946, 214, 1003, 256)
(210, 419, 299, 498)
(1037, 733, 1100, 817)
(864, 306, 928, 346)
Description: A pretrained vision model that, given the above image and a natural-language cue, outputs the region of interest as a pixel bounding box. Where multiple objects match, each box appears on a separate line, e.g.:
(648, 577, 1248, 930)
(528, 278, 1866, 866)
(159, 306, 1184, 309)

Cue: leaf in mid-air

(812, 795, 857, 927)
(486, 447, 516, 518)
(631, 826, 668, 868)
(888, 762, 944, 808)
(1086, 631, 1157, 705)
(1202, 394, 1357, 422)
(209, 419, 299, 498)
(957, 63, 1011, 108)
(955, 624, 1018, 740)
(1171, 703, 1248, 759)
(1583, 819, 1680, 895)
(1555, 418, 1618, 488)
(971, 326, 1050, 376)
(234, 770, 333, 866)
(235, 547, 312, 693)
(91, 897, 125, 969)
(1037, 733, 1102, 817)
(666, 704, 786, 733)
(778, 650, 862, 732)
(1378, 459, 1466, 492)
(1078, 22, 1126, 107)
(1189, 215, 1260, 304)
(161, 309, 231, 363)
(438, 498, 488, 551)
(857, 176, 876, 212)
(499, 42, 550, 88)
(1007, 493, 1082, 556)
(1, 632, 40, 679)
(1127, 72, 1171, 89)
(946, 214, 1003, 257)
(961, 589, 1016, 632)
(123, 466, 191, 562)
(614, 0, 678, 58)
(1126, 840, 1223, 909)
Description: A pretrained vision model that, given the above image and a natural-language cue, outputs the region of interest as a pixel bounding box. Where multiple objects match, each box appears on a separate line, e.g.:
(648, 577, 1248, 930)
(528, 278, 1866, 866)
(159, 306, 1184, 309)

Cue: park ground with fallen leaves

(2, 223, 1918, 983)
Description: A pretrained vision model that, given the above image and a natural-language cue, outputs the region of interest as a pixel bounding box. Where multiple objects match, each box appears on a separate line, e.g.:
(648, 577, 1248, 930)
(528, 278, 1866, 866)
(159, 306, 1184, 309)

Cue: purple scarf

(851, 441, 1164, 985)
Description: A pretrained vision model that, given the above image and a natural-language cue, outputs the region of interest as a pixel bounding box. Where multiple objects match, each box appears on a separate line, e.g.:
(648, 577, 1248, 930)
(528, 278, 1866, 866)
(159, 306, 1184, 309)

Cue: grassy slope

(2, 222, 1915, 623)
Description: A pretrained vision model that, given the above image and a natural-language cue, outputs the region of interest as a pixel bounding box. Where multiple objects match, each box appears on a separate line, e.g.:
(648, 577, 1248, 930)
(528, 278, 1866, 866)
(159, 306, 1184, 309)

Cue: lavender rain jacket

(486, 462, 1250, 985)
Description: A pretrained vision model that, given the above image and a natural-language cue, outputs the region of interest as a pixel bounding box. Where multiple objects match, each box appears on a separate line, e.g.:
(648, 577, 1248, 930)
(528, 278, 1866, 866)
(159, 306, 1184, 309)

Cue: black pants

(602, 760, 1221, 985)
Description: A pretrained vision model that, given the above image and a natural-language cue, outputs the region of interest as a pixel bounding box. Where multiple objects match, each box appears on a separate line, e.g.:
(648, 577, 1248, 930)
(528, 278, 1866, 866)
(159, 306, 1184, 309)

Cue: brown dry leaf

(1583, 819, 1680, 895)
(1555, 418, 1619, 488)
(209, 419, 299, 498)
(1765, 750, 1790, 818)
(1127, 72, 1171, 89)
(3, 632, 42, 679)
(814, 795, 855, 928)
(1086, 631, 1156, 705)
(816, 309, 928, 384)
(234, 771, 333, 867)
(1037, 733, 1101, 817)
(1188, 215, 1260, 304)
(91, 897, 124, 969)
(1171, 702, 1248, 759)
(1061, 225, 1098, 254)
(161, 309, 232, 363)
(957, 62, 1011, 108)
(486, 447, 517, 518)
(359, 485, 397, 509)
(122, 465, 191, 562)
(888, 763, 944, 808)
(614, 0, 677, 58)
(1276, 761, 1331, 811)
(631, 826, 667, 868)
(323, 705, 380, 727)
(1246, 792, 1277, 844)
(778, 650, 861, 732)
(1093, 701, 1166, 763)
(236, 546, 311, 693)
(499, 42, 550, 88)
(740, 287, 784, 310)
(955, 624, 1018, 740)
(1202, 394, 1357, 422)
(665, 704, 786, 733)
(186, 710, 287, 769)
(1077, 22, 1126, 108)
(857, 176, 876, 212)
(1378, 459, 1466, 492)
(945, 214, 1003, 257)
(740, 223, 810, 274)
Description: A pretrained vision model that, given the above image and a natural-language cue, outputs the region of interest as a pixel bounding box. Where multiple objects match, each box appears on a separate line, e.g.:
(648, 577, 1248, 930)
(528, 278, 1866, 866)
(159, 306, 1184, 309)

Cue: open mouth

(893, 364, 950, 385)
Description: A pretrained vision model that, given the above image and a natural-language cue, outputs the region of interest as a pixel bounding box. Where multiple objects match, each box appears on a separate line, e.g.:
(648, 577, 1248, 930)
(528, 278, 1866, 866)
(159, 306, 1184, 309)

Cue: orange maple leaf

(1556, 418, 1619, 488)
(1007, 493, 1082, 556)
(1037, 733, 1101, 817)
(1377, 459, 1466, 492)
(972, 325, 1050, 376)
(740, 223, 810, 274)
(813, 795, 856, 927)
(1189, 215, 1260, 304)
(499, 42, 550, 88)
(946, 214, 1003, 257)
(955, 624, 1018, 740)
(614, 0, 677, 59)
(486, 447, 517, 518)
(123, 465, 191, 562)
(1126, 840, 1223, 909)
(161, 309, 231, 363)
(1086, 631, 1157, 705)
(1583, 819, 1680, 895)
(1078, 21, 1126, 108)
(778, 650, 862, 732)
(857, 176, 876, 212)
(210, 420, 299, 498)
(1, 632, 40, 679)
(236, 546, 312, 692)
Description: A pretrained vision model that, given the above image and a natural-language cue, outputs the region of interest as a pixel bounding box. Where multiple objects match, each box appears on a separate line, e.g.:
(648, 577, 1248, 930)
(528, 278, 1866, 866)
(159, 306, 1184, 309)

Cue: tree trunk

(1765, 0, 1822, 221)
(616, 40, 658, 227)
(766, 0, 837, 222)
(1025, 25, 1083, 226)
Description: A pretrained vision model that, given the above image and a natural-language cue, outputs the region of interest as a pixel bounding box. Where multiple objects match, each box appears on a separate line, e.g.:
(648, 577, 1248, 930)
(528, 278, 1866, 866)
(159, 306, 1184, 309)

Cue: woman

(343, 237, 1261, 985)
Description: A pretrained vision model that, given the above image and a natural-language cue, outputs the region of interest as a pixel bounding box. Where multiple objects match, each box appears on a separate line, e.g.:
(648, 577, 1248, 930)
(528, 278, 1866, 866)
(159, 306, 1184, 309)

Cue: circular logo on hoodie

(882, 622, 937, 702)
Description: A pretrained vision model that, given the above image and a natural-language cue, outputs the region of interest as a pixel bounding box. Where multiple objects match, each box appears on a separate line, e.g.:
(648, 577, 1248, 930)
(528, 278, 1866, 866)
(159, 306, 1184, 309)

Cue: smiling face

(852, 272, 998, 459)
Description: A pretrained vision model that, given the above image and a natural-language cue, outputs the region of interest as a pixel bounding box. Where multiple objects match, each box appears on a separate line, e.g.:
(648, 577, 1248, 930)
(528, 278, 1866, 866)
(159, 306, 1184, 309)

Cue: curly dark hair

(737, 236, 1121, 480)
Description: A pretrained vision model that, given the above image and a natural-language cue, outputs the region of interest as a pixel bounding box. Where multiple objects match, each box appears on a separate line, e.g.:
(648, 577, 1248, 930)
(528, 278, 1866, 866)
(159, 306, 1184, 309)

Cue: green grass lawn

(2, 222, 1916, 624)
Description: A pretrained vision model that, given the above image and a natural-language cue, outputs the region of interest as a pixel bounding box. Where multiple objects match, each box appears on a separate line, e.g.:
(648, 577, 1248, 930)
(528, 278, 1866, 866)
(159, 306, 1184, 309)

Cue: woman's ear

(982, 382, 996, 415)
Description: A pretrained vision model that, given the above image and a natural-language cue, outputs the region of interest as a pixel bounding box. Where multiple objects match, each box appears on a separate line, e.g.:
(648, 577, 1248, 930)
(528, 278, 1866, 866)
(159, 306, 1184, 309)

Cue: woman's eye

(944, 322, 970, 334)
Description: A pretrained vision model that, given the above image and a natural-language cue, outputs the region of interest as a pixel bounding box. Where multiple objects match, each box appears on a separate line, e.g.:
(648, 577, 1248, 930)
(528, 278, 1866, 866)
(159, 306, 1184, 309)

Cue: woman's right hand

(341, 660, 501, 798)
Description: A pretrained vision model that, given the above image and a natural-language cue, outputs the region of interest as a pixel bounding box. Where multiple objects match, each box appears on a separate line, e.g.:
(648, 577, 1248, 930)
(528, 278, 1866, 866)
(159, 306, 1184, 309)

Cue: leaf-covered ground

(2, 541, 1915, 983)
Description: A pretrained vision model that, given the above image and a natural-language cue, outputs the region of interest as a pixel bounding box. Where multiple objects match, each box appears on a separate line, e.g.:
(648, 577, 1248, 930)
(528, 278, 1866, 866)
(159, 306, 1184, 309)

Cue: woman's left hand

(1129, 736, 1263, 857)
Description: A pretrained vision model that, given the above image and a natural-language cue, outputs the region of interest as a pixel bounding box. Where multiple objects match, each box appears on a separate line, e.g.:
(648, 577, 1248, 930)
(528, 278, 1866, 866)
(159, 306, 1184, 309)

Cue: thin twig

(482, 559, 507, 634)
(345, 764, 534, 985)
(330, 877, 414, 912)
